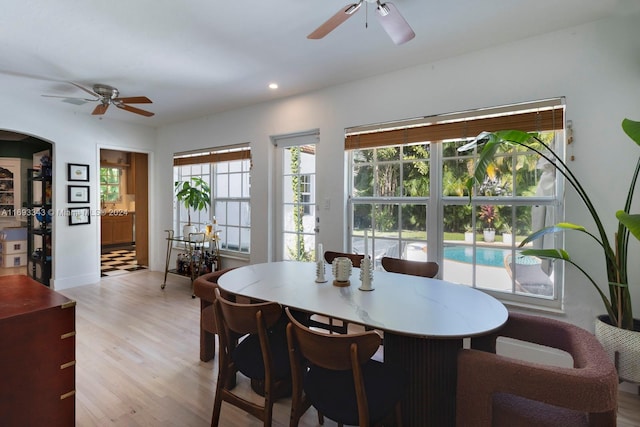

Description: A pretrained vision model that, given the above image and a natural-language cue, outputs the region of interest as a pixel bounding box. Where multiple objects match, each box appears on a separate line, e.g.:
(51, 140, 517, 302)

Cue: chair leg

(394, 401, 403, 427)
(200, 328, 216, 362)
(264, 391, 274, 427)
(210, 384, 224, 427)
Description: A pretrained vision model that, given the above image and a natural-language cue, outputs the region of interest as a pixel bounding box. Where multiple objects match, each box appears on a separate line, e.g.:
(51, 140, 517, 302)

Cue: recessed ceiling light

(268, 83, 278, 90)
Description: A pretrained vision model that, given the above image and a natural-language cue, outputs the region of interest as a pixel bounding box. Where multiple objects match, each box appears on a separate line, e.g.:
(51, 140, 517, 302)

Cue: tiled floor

(100, 247, 147, 277)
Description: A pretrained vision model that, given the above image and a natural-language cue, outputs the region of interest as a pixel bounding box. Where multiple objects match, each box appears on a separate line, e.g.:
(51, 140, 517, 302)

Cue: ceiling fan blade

(308, 2, 361, 39)
(113, 96, 152, 104)
(92, 104, 109, 115)
(116, 103, 155, 117)
(69, 82, 100, 98)
(376, 2, 415, 45)
(41, 94, 94, 101)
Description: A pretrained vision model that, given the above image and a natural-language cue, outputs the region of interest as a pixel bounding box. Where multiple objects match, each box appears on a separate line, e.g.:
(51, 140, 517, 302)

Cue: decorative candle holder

(315, 259, 327, 283)
(359, 256, 374, 291)
(332, 257, 352, 287)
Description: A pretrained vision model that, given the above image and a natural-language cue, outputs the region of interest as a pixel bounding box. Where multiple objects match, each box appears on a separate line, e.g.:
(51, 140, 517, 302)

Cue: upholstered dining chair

(380, 256, 439, 278)
(456, 312, 618, 427)
(285, 307, 407, 427)
(193, 267, 236, 362)
(211, 288, 291, 427)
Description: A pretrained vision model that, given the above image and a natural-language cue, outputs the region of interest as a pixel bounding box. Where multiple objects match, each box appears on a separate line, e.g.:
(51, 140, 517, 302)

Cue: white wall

(0, 99, 156, 289)
(156, 12, 640, 331)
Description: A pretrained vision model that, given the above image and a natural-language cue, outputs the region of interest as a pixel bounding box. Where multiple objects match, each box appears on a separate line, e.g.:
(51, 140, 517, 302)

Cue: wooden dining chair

(324, 250, 364, 268)
(285, 307, 407, 427)
(381, 256, 439, 278)
(299, 250, 366, 335)
(211, 288, 291, 427)
(374, 257, 440, 344)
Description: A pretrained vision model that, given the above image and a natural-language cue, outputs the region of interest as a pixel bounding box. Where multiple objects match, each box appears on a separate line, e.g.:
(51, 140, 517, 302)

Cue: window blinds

(344, 100, 564, 151)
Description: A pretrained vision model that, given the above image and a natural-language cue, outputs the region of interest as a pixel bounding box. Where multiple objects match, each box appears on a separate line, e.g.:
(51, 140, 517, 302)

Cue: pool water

(443, 246, 510, 267)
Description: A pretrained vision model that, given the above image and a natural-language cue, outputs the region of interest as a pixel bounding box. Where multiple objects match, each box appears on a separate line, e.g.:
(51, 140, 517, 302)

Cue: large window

(347, 99, 565, 308)
(173, 145, 251, 254)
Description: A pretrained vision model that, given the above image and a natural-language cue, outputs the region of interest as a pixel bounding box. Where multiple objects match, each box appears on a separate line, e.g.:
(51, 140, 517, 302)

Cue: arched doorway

(0, 130, 53, 286)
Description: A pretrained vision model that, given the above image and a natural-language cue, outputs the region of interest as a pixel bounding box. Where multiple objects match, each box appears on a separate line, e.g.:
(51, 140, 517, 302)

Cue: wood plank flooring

(60, 270, 640, 427)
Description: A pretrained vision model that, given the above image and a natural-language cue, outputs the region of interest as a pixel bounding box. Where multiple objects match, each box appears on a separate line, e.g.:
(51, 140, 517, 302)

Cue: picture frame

(67, 185, 90, 203)
(68, 207, 91, 226)
(68, 163, 89, 182)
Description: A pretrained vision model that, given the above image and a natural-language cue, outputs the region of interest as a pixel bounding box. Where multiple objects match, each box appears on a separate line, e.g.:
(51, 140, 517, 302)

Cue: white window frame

(346, 100, 565, 310)
(173, 145, 251, 255)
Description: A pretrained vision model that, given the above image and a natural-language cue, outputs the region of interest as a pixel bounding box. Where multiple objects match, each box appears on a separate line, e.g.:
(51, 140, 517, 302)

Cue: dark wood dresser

(0, 275, 76, 426)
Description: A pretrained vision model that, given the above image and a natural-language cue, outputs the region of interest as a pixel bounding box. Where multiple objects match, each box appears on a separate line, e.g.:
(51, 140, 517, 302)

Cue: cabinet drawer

(0, 240, 27, 254)
(0, 253, 27, 267)
(0, 296, 76, 426)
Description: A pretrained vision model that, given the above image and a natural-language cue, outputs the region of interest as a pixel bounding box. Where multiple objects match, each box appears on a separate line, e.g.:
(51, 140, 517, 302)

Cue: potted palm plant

(464, 118, 640, 383)
(174, 177, 211, 238)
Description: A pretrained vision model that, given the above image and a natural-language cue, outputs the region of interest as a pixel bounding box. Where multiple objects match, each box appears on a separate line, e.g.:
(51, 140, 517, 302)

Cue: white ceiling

(0, 0, 629, 127)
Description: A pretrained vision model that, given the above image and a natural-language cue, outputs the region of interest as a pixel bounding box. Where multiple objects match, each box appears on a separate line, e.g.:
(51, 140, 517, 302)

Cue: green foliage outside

(287, 147, 314, 262)
(352, 137, 549, 238)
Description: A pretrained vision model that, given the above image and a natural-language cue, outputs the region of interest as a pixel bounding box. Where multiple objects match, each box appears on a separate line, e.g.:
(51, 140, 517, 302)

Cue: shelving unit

(26, 168, 52, 286)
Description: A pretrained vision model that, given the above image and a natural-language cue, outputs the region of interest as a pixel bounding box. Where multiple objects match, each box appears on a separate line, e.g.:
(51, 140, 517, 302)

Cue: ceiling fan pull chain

(365, 0, 368, 28)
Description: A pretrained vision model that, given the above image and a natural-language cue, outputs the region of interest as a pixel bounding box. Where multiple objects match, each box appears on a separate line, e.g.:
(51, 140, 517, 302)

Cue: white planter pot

(183, 224, 198, 238)
(502, 233, 513, 245)
(483, 229, 495, 243)
(595, 315, 640, 383)
(464, 232, 474, 243)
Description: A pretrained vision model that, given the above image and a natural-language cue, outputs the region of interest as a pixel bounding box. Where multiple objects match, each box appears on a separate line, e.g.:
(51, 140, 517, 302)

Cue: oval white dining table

(218, 261, 508, 426)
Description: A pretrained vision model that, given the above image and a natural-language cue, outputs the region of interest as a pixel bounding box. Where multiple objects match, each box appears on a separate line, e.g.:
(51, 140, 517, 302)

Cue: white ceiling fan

(42, 82, 154, 117)
(308, 0, 415, 45)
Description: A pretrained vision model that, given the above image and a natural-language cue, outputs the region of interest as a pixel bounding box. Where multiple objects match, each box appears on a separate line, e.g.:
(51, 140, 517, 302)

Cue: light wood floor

(60, 270, 640, 427)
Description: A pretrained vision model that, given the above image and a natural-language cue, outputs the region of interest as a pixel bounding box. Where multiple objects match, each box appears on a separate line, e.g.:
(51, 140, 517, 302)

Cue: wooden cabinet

(0, 275, 75, 425)
(101, 213, 133, 245)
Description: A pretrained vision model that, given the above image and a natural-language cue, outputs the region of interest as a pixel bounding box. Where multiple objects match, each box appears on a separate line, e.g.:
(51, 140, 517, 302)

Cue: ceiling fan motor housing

(93, 84, 119, 100)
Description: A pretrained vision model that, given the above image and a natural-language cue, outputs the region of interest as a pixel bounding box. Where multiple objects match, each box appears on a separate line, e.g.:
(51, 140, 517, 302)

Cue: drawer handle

(60, 390, 75, 400)
(61, 331, 76, 340)
(60, 361, 76, 370)
(61, 301, 76, 309)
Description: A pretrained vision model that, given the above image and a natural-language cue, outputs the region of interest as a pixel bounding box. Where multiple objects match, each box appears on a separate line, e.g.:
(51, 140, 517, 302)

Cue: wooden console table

(0, 275, 76, 425)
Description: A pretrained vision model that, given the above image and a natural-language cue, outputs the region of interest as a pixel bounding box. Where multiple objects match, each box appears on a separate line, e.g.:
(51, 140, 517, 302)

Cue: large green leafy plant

(174, 177, 211, 226)
(465, 119, 640, 330)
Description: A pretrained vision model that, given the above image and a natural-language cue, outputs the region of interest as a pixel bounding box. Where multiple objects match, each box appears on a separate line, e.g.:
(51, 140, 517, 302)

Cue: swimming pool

(443, 246, 510, 267)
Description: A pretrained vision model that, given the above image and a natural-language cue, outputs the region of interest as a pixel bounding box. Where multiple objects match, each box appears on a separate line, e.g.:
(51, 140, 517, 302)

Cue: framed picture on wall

(67, 185, 90, 203)
(68, 163, 89, 182)
(68, 207, 91, 226)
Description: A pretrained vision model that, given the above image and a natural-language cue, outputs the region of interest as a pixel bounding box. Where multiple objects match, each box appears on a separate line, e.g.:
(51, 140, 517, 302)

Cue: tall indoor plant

(464, 118, 640, 332)
(174, 177, 211, 237)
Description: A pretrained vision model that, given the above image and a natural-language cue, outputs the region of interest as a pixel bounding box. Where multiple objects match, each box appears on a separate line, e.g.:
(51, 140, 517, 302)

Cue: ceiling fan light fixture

(376, 1, 390, 16)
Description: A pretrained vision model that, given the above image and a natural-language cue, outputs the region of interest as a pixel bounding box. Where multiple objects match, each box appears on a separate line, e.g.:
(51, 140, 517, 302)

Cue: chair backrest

(381, 256, 439, 278)
(214, 288, 283, 338)
(324, 251, 364, 268)
(285, 307, 382, 426)
(285, 307, 380, 369)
